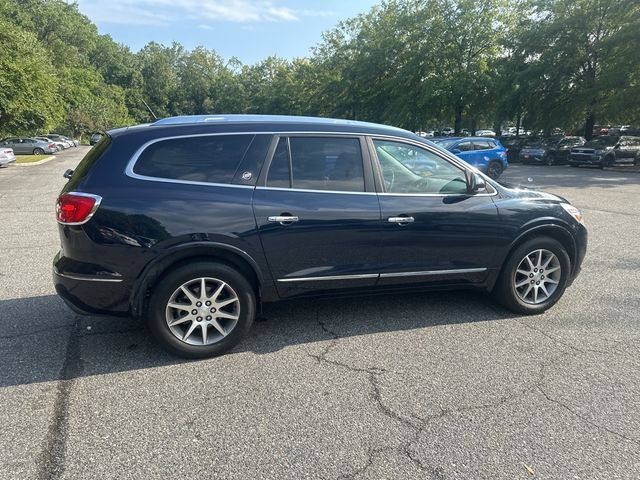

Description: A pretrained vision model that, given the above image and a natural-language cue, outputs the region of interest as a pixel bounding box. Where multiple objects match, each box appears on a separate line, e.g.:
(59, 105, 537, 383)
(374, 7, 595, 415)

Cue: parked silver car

(1, 137, 57, 155)
(47, 134, 76, 148)
(36, 137, 64, 151)
(0, 147, 16, 166)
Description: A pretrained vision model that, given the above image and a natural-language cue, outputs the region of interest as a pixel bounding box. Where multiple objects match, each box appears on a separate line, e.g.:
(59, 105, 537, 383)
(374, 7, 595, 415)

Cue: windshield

(585, 136, 618, 147)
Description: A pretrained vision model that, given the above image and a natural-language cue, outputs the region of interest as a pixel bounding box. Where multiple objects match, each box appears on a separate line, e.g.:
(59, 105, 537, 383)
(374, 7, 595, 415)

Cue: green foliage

(0, 0, 638, 139)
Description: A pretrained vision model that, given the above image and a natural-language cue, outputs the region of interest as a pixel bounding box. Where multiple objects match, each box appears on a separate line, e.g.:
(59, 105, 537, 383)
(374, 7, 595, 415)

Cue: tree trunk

(516, 110, 522, 137)
(584, 112, 595, 140)
(454, 98, 463, 135)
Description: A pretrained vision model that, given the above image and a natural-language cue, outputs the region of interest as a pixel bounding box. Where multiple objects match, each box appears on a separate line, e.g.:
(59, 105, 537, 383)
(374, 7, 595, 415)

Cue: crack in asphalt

(36, 316, 82, 480)
(537, 385, 640, 447)
(311, 302, 639, 478)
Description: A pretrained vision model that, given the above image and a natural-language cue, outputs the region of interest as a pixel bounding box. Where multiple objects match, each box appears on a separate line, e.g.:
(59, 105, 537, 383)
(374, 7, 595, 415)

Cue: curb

(15, 155, 57, 166)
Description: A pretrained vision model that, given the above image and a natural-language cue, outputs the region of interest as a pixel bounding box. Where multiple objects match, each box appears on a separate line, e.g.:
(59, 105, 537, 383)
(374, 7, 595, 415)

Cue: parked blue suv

(54, 115, 586, 358)
(434, 137, 508, 179)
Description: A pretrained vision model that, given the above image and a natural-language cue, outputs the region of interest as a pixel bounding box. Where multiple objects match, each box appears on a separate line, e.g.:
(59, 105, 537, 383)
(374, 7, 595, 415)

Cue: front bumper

(569, 154, 601, 165)
(570, 223, 588, 284)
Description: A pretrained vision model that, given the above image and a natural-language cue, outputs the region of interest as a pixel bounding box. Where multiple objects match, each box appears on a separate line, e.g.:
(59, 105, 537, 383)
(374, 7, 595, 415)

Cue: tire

(545, 153, 556, 166)
(634, 155, 640, 166)
(601, 155, 614, 169)
(147, 261, 256, 358)
(493, 236, 571, 315)
(487, 160, 504, 179)
(33, 148, 45, 155)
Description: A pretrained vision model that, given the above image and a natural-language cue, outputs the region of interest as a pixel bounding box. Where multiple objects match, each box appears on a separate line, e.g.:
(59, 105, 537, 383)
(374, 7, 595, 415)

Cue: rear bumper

(53, 253, 130, 316)
(0, 156, 16, 166)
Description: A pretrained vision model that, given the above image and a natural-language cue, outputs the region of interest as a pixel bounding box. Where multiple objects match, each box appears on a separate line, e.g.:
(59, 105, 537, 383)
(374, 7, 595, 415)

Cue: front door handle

(388, 216, 414, 224)
(268, 215, 299, 225)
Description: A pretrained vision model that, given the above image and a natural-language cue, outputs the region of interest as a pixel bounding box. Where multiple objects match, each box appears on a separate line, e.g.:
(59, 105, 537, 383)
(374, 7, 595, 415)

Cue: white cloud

(74, 0, 333, 25)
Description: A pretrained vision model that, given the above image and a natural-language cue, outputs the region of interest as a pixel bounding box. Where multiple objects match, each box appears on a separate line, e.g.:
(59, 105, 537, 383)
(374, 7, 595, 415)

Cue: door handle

(388, 216, 414, 224)
(268, 215, 299, 224)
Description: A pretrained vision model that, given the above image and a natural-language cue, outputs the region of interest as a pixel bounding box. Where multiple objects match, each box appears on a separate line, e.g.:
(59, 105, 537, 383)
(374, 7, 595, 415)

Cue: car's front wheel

(148, 261, 256, 358)
(494, 236, 571, 314)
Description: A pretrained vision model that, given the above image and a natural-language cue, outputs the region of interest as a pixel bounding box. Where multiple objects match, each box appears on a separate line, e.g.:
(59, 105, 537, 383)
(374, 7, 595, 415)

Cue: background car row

(502, 134, 640, 168)
(0, 134, 79, 156)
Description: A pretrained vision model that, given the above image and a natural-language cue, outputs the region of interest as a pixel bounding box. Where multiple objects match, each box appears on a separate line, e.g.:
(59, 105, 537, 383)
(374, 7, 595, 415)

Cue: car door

(370, 137, 502, 287)
(252, 134, 381, 298)
(451, 140, 476, 165)
(12, 138, 28, 154)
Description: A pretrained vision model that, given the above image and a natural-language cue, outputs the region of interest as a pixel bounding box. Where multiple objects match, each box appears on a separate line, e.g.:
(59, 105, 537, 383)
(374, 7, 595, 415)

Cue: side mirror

(63, 168, 74, 180)
(465, 171, 486, 194)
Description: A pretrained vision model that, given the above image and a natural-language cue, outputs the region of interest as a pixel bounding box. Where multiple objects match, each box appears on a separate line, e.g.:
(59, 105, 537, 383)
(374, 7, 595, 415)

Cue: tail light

(56, 192, 102, 225)
(49, 143, 56, 149)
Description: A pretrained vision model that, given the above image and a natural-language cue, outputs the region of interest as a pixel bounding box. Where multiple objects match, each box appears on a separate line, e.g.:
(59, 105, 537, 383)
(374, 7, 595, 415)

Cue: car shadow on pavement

(0, 290, 509, 388)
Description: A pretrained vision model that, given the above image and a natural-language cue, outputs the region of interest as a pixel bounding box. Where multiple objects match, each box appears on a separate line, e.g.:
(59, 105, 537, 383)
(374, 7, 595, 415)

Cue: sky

(74, 0, 380, 64)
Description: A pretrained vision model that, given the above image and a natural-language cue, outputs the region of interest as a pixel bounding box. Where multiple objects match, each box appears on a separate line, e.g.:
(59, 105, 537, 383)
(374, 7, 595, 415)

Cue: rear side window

(70, 135, 112, 181)
(474, 141, 495, 150)
(133, 134, 254, 184)
(266, 136, 365, 192)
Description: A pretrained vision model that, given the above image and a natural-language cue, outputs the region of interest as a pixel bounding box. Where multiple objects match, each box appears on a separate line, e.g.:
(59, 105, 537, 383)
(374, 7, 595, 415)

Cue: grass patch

(15, 155, 50, 164)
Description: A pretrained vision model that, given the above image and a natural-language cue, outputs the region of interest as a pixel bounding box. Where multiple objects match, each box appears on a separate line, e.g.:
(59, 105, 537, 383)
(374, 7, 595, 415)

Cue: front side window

(133, 134, 254, 184)
(266, 136, 365, 192)
(374, 140, 468, 195)
(457, 141, 474, 152)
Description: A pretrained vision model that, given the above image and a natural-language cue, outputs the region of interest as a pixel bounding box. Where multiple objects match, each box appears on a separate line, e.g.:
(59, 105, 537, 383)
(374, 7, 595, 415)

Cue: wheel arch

(130, 242, 265, 318)
(505, 224, 577, 274)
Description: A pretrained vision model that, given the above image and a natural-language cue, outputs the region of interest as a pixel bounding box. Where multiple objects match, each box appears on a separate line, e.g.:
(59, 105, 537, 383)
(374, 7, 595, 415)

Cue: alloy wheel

(513, 249, 561, 304)
(165, 277, 240, 345)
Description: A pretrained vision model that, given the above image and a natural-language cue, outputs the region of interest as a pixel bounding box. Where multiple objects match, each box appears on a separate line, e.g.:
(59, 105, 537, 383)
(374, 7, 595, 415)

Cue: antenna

(141, 99, 157, 121)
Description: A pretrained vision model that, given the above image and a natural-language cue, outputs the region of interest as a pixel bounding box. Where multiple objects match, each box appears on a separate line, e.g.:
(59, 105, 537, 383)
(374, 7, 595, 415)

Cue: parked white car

(415, 130, 435, 137)
(476, 129, 497, 137)
(0, 147, 16, 167)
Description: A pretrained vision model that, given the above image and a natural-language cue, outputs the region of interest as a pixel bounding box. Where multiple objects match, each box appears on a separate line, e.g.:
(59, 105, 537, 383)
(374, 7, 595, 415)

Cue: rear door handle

(388, 216, 414, 224)
(268, 215, 299, 224)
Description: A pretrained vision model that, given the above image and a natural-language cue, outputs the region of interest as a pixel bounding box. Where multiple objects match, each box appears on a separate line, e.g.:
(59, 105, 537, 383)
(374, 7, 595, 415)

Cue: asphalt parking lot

(1, 147, 639, 480)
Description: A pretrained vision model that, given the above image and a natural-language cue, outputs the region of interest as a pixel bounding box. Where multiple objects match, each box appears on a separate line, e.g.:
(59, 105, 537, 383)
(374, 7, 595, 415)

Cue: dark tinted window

(134, 134, 254, 183)
(288, 137, 364, 192)
(266, 137, 291, 188)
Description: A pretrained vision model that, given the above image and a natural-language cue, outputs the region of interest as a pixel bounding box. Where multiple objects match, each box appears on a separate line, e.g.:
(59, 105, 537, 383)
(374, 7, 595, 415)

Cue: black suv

(520, 136, 586, 165)
(569, 136, 640, 168)
(54, 115, 587, 358)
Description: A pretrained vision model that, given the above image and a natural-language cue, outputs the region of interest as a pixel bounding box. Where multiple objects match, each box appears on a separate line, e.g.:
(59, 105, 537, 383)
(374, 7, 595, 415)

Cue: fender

(507, 220, 577, 266)
(129, 241, 269, 317)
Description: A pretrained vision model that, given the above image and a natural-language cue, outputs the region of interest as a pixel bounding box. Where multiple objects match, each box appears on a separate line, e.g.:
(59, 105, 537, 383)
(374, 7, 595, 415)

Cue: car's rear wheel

(545, 153, 556, 166)
(487, 160, 503, 179)
(33, 148, 45, 155)
(493, 236, 571, 314)
(148, 262, 256, 358)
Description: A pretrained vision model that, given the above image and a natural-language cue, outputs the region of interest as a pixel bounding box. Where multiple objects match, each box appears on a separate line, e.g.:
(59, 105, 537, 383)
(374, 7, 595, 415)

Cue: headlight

(560, 203, 584, 224)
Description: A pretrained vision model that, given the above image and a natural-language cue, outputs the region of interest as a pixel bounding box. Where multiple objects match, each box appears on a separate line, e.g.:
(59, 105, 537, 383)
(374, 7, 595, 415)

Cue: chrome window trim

(56, 192, 103, 226)
(53, 267, 124, 283)
(124, 130, 498, 197)
(256, 186, 377, 196)
(277, 268, 488, 282)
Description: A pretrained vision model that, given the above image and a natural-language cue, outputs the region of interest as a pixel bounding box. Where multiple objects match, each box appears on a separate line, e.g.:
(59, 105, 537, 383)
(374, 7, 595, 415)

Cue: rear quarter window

(133, 134, 254, 184)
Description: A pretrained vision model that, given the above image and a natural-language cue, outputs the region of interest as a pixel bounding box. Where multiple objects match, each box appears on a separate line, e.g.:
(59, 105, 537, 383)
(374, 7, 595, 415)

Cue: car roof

(436, 136, 497, 142)
(107, 114, 415, 140)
